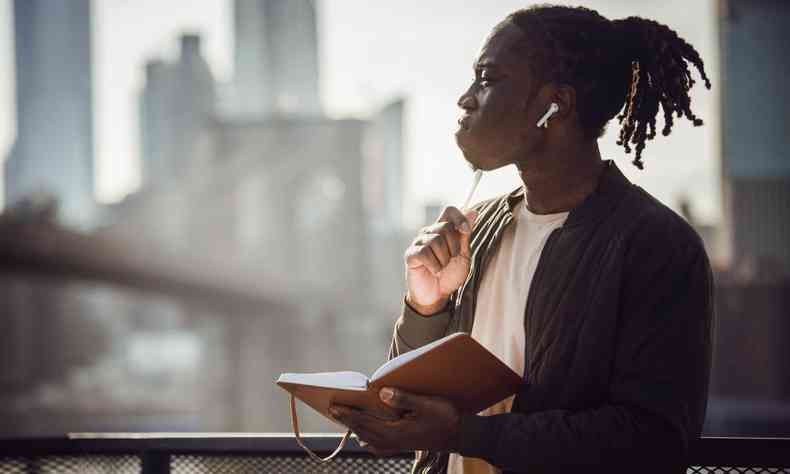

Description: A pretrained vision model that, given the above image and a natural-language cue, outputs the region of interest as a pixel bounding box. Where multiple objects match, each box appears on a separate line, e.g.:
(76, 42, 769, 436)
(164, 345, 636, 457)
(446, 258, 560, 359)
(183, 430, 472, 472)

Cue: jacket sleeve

(455, 235, 714, 471)
(388, 297, 452, 360)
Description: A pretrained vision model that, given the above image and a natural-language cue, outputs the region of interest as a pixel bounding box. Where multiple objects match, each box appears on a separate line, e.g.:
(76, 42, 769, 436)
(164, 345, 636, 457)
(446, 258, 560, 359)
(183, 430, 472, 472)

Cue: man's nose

(457, 88, 477, 111)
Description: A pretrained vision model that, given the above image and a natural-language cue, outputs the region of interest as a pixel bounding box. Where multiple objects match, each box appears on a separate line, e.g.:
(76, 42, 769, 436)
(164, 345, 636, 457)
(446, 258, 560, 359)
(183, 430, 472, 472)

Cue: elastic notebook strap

(289, 393, 352, 463)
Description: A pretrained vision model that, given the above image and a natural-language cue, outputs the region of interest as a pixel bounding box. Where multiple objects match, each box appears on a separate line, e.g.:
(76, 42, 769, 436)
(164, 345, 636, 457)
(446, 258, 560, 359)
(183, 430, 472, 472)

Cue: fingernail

(329, 407, 341, 417)
(380, 388, 394, 401)
(460, 222, 471, 233)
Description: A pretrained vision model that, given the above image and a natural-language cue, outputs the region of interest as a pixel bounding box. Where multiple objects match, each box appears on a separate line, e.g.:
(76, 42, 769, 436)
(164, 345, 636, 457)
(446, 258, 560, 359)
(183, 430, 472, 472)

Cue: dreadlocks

(506, 5, 711, 169)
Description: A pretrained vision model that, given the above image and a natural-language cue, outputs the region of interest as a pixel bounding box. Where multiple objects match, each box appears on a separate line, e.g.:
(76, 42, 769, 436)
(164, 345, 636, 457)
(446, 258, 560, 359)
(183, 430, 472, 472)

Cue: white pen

(462, 168, 483, 210)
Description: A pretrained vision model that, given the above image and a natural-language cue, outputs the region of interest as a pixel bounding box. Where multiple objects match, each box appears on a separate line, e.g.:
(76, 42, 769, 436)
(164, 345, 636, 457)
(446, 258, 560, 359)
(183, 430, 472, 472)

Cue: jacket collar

(503, 160, 633, 228)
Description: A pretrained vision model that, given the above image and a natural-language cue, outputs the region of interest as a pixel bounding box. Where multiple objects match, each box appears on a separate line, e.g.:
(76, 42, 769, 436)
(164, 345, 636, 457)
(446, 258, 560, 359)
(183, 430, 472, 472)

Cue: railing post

(141, 452, 169, 474)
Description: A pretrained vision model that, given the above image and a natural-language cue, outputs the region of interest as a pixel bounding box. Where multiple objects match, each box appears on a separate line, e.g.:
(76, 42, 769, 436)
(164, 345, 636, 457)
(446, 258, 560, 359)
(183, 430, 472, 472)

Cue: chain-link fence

(1, 435, 788, 473)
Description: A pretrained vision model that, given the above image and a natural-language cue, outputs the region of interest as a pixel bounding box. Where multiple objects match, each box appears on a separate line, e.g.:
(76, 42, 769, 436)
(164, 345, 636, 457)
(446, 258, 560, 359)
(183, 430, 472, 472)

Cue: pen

(462, 169, 483, 210)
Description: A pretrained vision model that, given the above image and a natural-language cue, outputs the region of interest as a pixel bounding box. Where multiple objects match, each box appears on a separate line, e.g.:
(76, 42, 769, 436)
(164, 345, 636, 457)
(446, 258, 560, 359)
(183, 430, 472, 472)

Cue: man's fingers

(420, 222, 462, 257)
(417, 208, 479, 261)
(413, 233, 452, 266)
(353, 436, 402, 457)
(405, 245, 442, 275)
(379, 387, 425, 412)
(464, 209, 479, 228)
(331, 406, 372, 436)
(412, 236, 450, 267)
(435, 207, 478, 259)
(458, 210, 479, 258)
(428, 236, 451, 267)
(331, 405, 395, 433)
(443, 227, 462, 257)
(437, 206, 474, 234)
(331, 405, 401, 452)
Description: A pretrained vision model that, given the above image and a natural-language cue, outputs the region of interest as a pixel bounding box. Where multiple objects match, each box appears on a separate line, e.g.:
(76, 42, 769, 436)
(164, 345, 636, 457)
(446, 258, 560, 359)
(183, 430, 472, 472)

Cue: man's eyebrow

(473, 61, 500, 71)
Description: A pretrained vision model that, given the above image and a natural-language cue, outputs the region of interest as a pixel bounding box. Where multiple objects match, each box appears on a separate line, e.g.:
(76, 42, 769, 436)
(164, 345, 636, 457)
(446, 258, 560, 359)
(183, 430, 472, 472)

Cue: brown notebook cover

(276, 333, 523, 426)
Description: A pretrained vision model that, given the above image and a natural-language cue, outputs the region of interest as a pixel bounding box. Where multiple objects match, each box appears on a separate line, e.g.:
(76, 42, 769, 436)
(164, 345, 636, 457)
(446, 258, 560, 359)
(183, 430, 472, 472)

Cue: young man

(330, 5, 714, 473)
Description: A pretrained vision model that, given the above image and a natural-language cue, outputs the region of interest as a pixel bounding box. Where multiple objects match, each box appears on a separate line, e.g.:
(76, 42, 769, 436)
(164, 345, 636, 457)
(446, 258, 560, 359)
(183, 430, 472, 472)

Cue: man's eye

(479, 72, 495, 87)
(480, 77, 494, 88)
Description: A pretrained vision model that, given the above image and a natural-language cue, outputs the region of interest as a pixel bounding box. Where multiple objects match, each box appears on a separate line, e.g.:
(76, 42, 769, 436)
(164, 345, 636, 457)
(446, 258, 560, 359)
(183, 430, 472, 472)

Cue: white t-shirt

(448, 199, 569, 474)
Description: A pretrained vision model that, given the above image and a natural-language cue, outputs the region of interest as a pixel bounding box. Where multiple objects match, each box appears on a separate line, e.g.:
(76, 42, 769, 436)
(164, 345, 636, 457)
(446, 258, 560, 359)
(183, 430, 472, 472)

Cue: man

(330, 5, 713, 473)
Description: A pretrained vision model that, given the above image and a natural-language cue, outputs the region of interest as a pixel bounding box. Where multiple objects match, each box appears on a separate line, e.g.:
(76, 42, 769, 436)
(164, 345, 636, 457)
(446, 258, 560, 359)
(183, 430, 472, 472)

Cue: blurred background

(0, 0, 787, 437)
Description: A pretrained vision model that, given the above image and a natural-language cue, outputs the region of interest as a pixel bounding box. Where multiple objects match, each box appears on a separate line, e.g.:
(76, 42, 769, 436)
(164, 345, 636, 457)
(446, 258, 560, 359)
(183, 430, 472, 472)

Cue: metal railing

(1, 434, 789, 473)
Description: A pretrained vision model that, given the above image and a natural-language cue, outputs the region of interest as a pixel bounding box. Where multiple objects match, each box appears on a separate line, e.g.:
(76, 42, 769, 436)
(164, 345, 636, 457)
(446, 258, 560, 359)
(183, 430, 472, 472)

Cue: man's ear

(552, 84, 576, 123)
(525, 83, 575, 125)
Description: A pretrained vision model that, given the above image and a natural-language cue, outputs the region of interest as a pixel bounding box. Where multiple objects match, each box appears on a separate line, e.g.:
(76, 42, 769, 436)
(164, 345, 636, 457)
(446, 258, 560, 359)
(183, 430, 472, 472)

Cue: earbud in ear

(536, 102, 560, 128)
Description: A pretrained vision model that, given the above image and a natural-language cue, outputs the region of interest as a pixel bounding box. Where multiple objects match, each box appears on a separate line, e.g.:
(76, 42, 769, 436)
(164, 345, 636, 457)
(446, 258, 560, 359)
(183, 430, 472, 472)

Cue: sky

(0, 0, 720, 225)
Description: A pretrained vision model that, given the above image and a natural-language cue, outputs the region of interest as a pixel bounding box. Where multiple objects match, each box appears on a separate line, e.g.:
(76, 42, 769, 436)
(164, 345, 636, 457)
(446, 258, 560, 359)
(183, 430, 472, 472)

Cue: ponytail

(612, 17, 712, 169)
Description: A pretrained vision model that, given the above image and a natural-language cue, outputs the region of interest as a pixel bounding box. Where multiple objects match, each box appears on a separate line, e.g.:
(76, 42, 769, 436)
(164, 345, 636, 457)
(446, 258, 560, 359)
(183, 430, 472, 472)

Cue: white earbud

(536, 102, 560, 128)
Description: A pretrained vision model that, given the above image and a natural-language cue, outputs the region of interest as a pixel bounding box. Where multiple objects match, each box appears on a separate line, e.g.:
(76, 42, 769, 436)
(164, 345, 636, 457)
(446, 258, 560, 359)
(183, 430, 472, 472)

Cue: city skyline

(1, 0, 788, 440)
(0, 0, 720, 226)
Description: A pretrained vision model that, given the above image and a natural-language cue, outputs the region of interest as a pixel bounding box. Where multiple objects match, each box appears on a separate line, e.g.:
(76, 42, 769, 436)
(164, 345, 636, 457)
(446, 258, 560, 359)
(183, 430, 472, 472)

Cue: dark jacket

(389, 160, 714, 474)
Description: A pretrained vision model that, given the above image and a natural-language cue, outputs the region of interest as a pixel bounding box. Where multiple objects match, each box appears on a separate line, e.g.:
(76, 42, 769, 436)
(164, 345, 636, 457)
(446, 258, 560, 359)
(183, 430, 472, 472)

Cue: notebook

(276, 332, 523, 425)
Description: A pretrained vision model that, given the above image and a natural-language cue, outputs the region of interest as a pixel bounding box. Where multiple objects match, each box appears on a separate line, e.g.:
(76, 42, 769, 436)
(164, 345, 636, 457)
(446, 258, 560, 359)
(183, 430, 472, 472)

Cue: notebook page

(370, 332, 464, 382)
(277, 371, 369, 390)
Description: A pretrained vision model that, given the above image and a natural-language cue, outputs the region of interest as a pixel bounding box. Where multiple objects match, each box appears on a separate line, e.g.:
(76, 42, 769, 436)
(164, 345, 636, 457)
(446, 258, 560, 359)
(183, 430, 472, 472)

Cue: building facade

(231, 0, 321, 118)
(4, 0, 95, 228)
(719, 0, 790, 268)
(139, 34, 216, 188)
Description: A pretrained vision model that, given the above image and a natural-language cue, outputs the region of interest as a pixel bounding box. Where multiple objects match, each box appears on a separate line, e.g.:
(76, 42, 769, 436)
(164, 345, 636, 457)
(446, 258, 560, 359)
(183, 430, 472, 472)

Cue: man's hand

(405, 206, 479, 316)
(329, 388, 461, 455)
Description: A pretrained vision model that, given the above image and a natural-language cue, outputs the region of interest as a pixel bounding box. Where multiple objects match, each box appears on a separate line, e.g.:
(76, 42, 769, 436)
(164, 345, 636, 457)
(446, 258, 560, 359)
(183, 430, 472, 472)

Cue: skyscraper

(232, 0, 321, 118)
(139, 34, 216, 188)
(363, 99, 405, 233)
(4, 0, 95, 228)
(719, 0, 790, 269)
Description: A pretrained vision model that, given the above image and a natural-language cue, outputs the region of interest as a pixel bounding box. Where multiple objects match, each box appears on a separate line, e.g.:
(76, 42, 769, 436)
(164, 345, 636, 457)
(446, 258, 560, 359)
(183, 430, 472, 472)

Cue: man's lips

(457, 115, 471, 130)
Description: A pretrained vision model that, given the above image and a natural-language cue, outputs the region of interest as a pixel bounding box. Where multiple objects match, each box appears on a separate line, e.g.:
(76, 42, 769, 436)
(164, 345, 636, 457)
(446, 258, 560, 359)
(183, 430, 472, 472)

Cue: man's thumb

(380, 387, 418, 411)
(459, 210, 478, 257)
(464, 209, 479, 229)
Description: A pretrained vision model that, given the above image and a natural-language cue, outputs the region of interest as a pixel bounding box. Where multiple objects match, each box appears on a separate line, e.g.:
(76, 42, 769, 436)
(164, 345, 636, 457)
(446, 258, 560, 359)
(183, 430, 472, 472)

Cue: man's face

(455, 21, 542, 171)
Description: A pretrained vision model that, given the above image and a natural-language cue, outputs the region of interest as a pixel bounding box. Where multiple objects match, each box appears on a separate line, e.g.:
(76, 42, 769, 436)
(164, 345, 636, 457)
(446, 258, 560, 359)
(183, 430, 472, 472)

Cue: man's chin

(461, 154, 509, 173)
(455, 136, 505, 171)
(457, 147, 479, 170)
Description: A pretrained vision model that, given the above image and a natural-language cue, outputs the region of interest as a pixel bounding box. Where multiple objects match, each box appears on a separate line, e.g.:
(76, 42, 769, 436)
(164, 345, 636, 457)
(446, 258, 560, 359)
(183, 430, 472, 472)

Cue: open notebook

(277, 332, 523, 425)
